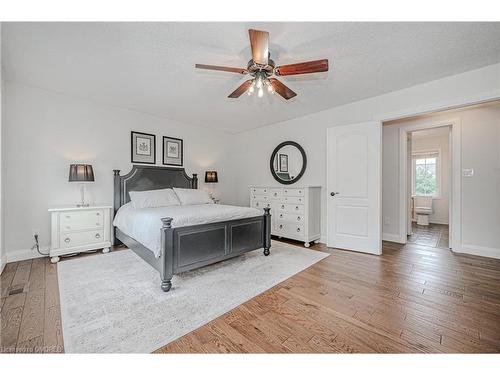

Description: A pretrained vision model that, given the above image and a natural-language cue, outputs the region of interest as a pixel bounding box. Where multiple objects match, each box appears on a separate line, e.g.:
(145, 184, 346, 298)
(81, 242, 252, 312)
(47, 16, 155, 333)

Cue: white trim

(5, 247, 49, 263)
(397, 119, 460, 252)
(456, 244, 500, 260)
(382, 233, 405, 243)
(374, 91, 500, 123)
(0, 260, 5, 274)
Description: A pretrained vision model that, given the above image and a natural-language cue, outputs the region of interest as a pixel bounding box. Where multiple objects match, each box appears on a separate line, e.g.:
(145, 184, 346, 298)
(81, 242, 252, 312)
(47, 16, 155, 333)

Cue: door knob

(330, 192, 340, 196)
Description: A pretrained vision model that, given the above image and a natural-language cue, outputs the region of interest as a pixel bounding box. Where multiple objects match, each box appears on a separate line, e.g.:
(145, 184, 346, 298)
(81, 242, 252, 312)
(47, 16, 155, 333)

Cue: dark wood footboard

(159, 207, 271, 292)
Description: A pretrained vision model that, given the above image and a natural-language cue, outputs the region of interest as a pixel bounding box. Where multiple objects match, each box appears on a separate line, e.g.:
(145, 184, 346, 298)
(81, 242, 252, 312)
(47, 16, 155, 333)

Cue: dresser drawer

(274, 221, 305, 239)
(252, 194, 269, 201)
(283, 196, 305, 204)
(283, 188, 305, 197)
(276, 212, 304, 223)
(250, 187, 268, 195)
(251, 201, 271, 210)
(276, 203, 304, 214)
(269, 188, 283, 200)
(60, 230, 104, 249)
(60, 209, 104, 232)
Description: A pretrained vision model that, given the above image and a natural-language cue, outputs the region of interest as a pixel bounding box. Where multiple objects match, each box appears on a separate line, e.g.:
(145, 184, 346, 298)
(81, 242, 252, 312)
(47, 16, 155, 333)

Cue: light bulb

(256, 77, 263, 89)
(267, 84, 273, 93)
(258, 87, 264, 98)
(248, 84, 254, 94)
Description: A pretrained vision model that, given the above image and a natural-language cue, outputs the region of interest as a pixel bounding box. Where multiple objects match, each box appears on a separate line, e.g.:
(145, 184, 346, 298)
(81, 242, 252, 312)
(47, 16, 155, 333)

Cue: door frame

(397, 119, 461, 250)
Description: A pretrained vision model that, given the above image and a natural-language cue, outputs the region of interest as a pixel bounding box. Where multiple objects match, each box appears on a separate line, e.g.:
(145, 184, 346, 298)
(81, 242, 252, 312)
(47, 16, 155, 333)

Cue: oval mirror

(269, 141, 307, 185)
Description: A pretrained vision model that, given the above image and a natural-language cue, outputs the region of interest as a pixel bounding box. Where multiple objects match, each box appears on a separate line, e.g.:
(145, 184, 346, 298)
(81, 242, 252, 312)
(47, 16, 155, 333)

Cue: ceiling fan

(195, 29, 329, 100)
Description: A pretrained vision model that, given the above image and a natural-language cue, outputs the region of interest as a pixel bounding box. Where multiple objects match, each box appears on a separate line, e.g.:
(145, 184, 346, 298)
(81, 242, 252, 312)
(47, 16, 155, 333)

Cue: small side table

(48, 205, 113, 263)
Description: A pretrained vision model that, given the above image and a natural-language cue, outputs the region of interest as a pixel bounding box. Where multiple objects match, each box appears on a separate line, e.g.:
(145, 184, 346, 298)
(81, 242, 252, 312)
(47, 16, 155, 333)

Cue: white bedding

(113, 203, 262, 257)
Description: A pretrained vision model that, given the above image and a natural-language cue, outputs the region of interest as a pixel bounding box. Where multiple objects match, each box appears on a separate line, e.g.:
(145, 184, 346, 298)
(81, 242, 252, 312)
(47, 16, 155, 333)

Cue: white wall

(411, 129, 450, 224)
(231, 63, 500, 249)
(0, 23, 5, 271)
(3, 81, 237, 261)
(382, 104, 500, 257)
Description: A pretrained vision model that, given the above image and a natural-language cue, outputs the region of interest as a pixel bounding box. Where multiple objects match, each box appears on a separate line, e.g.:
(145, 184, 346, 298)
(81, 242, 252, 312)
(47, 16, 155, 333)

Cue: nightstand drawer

(60, 209, 104, 232)
(60, 230, 104, 249)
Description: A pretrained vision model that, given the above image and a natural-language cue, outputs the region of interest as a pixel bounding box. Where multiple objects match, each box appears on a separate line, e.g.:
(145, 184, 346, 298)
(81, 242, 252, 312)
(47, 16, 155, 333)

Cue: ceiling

(2, 22, 500, 134)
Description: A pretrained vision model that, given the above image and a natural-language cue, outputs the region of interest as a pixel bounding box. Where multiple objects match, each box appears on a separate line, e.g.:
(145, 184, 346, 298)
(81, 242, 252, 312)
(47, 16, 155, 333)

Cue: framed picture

(163, 136, 183, 166)
(131, 131, 156, 164)
(279, 154, 288, 172)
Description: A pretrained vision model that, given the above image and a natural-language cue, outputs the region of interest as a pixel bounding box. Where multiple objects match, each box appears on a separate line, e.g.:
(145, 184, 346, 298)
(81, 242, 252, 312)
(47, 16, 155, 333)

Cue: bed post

(192, 173, 198, 189)
(160, 217, 175, 292)
(263, 207, 271, 256)
(113, 169, 121, 246)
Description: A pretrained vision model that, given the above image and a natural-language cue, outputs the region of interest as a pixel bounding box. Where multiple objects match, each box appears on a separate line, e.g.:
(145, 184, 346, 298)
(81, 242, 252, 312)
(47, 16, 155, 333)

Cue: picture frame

(163, 136, 183, 166)
(131, 131, 156, 164)
(279, 154, 288, 172)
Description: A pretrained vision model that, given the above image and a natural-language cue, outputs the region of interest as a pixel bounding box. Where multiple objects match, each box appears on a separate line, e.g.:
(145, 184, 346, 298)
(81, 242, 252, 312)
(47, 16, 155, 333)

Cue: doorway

(406, 126, 451, 249)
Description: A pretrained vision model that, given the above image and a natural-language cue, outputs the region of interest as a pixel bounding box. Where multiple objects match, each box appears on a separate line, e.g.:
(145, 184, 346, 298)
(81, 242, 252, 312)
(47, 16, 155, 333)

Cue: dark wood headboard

(113, 165, 198, 215)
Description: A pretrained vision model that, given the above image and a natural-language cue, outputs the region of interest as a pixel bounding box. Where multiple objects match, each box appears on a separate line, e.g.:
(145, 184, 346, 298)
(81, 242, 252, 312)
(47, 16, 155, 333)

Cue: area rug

(57, 240, 329, 353)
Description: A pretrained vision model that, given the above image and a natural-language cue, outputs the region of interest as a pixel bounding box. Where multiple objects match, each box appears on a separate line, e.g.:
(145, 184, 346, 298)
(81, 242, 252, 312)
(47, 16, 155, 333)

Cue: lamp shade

(204, 171, 218, 183)
(69, 164, 94, 182)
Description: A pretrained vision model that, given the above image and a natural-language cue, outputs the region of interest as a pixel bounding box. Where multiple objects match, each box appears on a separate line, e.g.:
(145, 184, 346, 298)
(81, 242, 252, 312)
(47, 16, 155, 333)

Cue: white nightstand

(48, 205, 113, 263)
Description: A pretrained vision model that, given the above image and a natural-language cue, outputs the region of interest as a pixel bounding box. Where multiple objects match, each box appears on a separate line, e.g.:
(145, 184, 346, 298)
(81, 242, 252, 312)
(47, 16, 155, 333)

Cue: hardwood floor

(2, 239, 500, 353)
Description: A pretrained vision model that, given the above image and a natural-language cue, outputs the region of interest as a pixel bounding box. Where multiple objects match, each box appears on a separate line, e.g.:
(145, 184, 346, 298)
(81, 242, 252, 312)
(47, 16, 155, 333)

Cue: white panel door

(327, 121, 382, 254)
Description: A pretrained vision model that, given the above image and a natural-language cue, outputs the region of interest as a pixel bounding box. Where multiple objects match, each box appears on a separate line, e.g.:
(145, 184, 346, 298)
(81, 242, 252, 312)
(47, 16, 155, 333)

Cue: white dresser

(249, 186, 321, 247)
(48, 205, 112, 263)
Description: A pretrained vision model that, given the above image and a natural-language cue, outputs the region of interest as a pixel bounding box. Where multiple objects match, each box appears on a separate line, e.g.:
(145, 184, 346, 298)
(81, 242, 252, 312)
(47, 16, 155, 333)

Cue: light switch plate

(462, 168, 474, 177)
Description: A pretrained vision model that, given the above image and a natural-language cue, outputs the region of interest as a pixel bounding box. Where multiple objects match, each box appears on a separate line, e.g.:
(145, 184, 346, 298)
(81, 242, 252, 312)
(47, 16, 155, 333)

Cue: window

(412, 150, 440, 197)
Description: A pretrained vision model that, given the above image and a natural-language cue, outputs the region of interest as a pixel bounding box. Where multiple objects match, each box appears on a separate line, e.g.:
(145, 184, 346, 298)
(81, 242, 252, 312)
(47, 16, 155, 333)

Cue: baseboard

(454, 244, 500, 260)
(319, 235, 327, 245)
(382, 233, 405, 244)
(5, 246, 49, 263)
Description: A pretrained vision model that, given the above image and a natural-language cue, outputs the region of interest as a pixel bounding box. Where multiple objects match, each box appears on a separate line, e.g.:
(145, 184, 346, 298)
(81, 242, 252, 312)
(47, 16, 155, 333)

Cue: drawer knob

(280, 214, 283, 218)
(66, 215, 71, 219)
(95, 233, 101, 239)
(267, 204, 270, 208)
(295, 206, 299, 210)
(279, 224, 283, 229)
(96, 223, 100, 226)
(297, 228, 301, 232)
(96, 212, 100, 216)
(256, 203, 259, 207)
(281, 205, 284, 209)
(297, 216, 301, 221)
(64, 237, 70, 243)
(274, 192, 277, 196)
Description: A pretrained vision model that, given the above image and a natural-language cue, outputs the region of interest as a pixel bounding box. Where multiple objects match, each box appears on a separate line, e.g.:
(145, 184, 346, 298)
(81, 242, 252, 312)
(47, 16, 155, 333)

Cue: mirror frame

(269, 141, 307, 185)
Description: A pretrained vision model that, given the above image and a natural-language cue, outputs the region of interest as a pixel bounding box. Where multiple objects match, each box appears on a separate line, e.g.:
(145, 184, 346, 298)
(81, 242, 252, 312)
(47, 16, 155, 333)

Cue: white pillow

(129, 188, 181, 209)
(173, 188, 213, 205)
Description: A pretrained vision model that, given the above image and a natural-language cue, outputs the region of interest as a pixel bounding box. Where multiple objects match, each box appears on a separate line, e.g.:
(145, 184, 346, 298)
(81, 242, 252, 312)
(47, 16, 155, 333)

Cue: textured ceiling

(2, 22, 500, 133)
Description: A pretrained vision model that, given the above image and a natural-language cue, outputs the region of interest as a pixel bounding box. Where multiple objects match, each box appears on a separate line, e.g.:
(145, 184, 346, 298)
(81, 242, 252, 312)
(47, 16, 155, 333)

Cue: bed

(113, 165, 271, 292)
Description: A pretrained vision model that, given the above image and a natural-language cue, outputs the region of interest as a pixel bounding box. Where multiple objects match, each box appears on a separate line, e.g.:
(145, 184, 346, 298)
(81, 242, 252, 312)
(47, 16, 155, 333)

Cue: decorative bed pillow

(129, 188, 181, 209)
(173, 188, 213, 205)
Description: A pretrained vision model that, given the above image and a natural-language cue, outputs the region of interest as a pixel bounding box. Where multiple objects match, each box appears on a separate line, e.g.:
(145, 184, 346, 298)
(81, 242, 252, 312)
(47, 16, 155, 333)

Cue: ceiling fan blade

(275, 59, 329, 76)
(228, 80, 253, 98)
(269, 78, 297, 100)
(248, 29, 269, 65)
(195, 64, 247, 74)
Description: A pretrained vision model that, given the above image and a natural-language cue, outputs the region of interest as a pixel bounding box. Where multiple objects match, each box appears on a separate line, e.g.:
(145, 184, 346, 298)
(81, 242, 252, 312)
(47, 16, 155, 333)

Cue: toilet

(414, 196, 433, 226)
